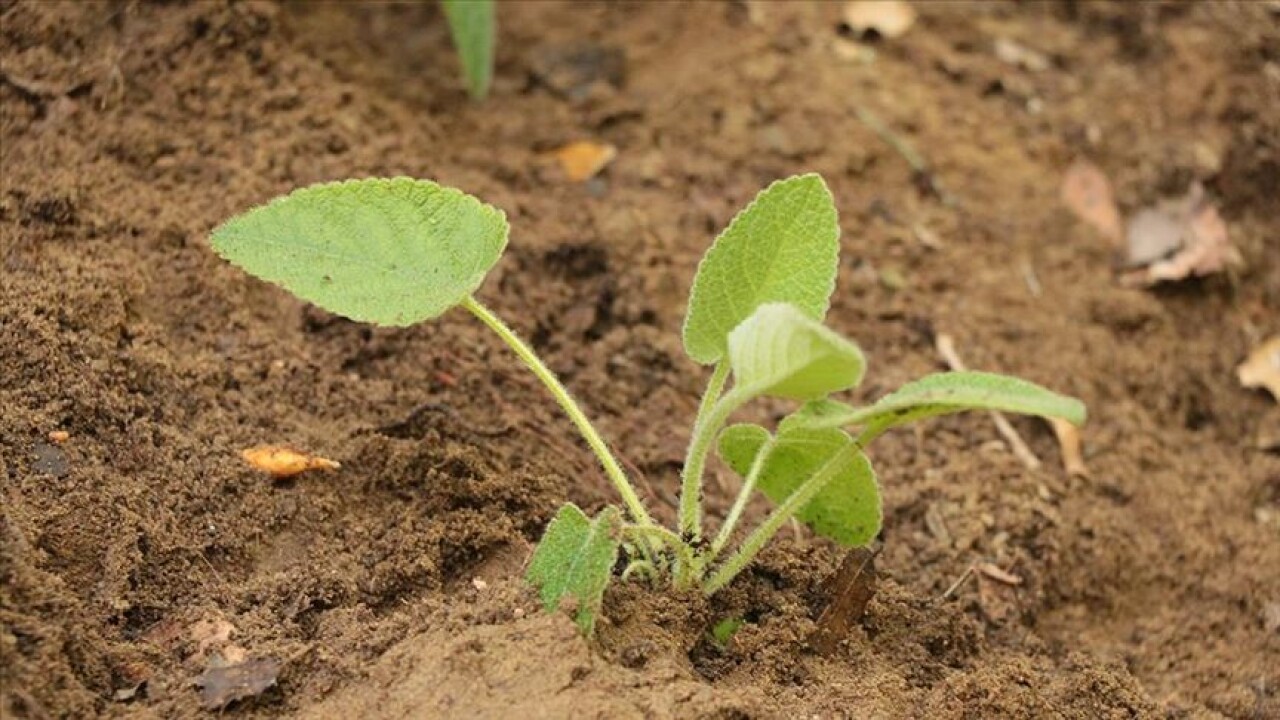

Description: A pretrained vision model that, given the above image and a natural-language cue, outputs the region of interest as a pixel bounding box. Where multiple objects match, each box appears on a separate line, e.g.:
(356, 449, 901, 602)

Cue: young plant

(441, 0, 495, 100)
(210, 175, 1085, 634)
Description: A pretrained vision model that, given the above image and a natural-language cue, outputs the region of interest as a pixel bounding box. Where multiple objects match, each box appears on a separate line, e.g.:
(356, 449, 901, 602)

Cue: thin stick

(854, 106, 960, 208)
(939, 565, 975, 601)
(935, 333, 1042, 470)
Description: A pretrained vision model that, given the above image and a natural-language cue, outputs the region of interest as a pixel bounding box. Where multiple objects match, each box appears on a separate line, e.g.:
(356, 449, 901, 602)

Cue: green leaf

(710, 617, 745, 647)
(211, 178, 508, 327)
(727, 303, 866, 401)
(719, 424, 882, 547)
(800, 371, 1086, 433)
(442, 0, 495, 100)
(778, 398, 855, 433)
(526, 503, 621, 636)
(682, 174, 840, 365)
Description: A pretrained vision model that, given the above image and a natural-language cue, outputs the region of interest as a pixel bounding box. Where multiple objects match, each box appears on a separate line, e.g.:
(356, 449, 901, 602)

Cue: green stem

(709, 436, 775, 561)
(463, 296, 653, 527)
(703, 442, 857, 595)
(623, 525, 695, 580)
(678, 366, 744, 541)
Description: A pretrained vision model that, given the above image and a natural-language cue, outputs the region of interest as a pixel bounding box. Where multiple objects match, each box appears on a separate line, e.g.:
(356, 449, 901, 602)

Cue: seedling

(211, 175, 1085, 635)
(441, 0, 494, 100)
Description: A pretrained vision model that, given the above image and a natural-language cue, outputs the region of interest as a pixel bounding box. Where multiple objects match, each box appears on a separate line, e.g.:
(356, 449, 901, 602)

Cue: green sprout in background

(211, 174, 1085, 635)
(441, 0, 494, 100)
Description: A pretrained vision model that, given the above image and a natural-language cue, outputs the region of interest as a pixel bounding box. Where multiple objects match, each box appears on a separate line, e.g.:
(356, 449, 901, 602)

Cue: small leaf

(683, 174, 840, 365)
(717, 423, 772, 475)
(719, 424, 881, 547)
(211, 178, 508, 327)
(442, 0, 495, 100)
(526, 503, 621, 635)
(779, 398, 855, 432)
(727, 303, 866, 401)
(801, 371, 1086, 432)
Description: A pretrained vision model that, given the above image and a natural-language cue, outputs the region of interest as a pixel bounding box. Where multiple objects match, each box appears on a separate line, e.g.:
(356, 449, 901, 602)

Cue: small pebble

(471, 578, 488, 591)
(48, 430, 70, 443)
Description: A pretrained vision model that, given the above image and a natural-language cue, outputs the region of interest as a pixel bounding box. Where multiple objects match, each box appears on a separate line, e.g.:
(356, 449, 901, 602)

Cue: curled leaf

(727, 303, 866, 401)
(1122, 184, 1241, 287)
(241, 446, 340, 477)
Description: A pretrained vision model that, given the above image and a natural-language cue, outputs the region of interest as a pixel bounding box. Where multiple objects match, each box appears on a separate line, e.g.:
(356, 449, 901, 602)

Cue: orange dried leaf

(241, 446, 340, 477)
(1238, 336, 1280, 402)
(551, 141, 617, 182)
(1061, 160, 1123, 246)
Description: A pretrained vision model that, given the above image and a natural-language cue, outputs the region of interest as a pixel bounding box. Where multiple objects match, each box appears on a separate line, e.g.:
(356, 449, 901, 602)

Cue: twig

(939, 565, 974, 601)
(935, 333, 1042, 470)
(854, 106, 960, 208)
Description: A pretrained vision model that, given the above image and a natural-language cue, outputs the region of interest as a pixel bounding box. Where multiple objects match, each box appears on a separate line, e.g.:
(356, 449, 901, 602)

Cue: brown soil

(3, 1, 1278, 718)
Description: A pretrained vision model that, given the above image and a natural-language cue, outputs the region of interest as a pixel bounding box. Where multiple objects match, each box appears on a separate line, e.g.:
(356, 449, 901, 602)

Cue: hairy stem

(709, 436, 775, 561)
(678, 368, 745, 541)
(703, 443, 857, 595)
(624, 525, 695, 582)
(463, 297, 653, 527)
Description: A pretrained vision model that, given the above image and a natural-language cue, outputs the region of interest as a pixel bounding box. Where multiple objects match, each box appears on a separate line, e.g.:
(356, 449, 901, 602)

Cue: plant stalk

(678, 366, 743, 541)
(463, 296, 654, 527)
(703, 442, 858, 594)
(709, 436, 775, 560)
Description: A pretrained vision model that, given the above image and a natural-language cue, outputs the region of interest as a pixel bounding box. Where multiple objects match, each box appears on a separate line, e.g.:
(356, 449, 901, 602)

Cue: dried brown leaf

(1123, 184, 1241, 287)
(241, 446, 340, 477)
(843, 1, 916, 39)
(975, 562, 1023, 586)
(810, 547, 878, 655)
(1061, 160, 1123, 246)
(1238, 336, 1280, 402)
(195, 658, 281, 710)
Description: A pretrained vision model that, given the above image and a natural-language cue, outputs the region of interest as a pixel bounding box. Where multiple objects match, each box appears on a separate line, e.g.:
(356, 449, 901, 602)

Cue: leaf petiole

(709, 435, 775, 561)
(462, 296, 654, 528)
(678, 377, 749, 542)
(703, 442, 860, 595)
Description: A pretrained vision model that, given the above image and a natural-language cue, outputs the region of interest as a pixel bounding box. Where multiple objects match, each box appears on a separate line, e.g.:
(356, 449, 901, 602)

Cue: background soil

(3, 1, 1278, 718)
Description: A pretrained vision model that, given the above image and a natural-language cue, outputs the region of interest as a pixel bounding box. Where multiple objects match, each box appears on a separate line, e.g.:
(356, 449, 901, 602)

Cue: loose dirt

(3, 2, 1277, 718)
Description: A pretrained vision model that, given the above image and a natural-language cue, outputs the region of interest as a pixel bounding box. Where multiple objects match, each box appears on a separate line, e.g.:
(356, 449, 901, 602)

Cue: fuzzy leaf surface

(526, 503, 621, 635)
(727, 303, 866, 401)
(211, 178, 507, 327)
(719, 424, 881, 547)
(683, 174, 840, 364)
(442, 0, 495, 99)
(798, 371, 1086, 433)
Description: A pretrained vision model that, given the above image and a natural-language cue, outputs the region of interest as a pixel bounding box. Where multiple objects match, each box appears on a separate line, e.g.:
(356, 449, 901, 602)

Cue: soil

(3, 1, 1278, 718)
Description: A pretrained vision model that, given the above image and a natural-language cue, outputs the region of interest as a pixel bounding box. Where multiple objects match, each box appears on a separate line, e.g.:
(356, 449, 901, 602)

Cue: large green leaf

(798, 371, 1086, 433)
(727, 303, 866, 401)
(526, 503, 621, 636)
(682, 174, 840, 365)
(211, 178, 508, 327)
(718, 424, 881, 547)
(442, 0, 495, 100)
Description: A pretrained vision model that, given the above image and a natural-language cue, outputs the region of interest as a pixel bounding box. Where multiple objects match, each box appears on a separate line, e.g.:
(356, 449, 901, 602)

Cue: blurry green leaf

(442, 0, 495, 100)
(727, 303, 865, 401)
(526, 503, 621, 635)
(683, 174, 840, 364)
(710, 617, 745, 647)
(719, 424, 881, 547)
(211, 178, 507, 327)
(802, 371, 1086, 433)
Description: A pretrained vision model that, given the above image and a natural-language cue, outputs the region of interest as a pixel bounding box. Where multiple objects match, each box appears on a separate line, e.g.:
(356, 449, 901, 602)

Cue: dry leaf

(994, 38, 1050, 72)
(810, 547, 878, 655)
(843, 1, 916, 39)
(1122, 184, 1241, 287)
(195, 658, 281, 710)
(975, 562, 1023, 586)
(1061, 160, 1123, 246)
(241, 446, 340, 477)
(1049, 417, 1088, 477)
(1238, 336, 1280, 402)
(550, 141, 617, 182)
